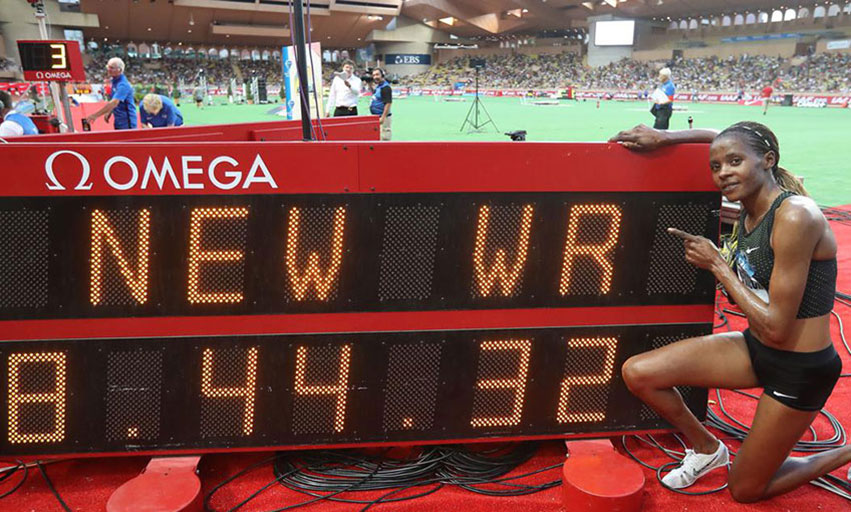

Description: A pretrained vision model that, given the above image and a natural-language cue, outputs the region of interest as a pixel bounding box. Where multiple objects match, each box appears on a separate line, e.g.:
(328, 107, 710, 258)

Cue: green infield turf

(181, 96, 851, 206)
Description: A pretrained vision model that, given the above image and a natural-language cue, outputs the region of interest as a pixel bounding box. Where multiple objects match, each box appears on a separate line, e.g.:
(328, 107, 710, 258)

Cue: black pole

(475, 67, 479, 126)
(292, 0, 312, 141)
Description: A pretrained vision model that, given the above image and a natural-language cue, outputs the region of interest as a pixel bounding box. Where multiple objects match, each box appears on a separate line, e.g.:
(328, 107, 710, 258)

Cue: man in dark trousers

(650, 67, 675, 130)
(369, 68, 392, 141)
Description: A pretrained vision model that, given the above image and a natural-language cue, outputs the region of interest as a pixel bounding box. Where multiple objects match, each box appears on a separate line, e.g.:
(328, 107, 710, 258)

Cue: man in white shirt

(650, 67, 675, 129)
(325, 60, 361, 117)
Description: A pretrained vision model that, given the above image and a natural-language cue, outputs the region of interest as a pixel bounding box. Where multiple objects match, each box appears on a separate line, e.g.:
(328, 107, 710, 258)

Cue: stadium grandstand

(2, 0, 850, 95)
(2, 1, 851, 512)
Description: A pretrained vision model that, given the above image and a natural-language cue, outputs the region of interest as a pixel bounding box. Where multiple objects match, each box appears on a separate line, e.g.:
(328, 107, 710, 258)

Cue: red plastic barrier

(29, 115, 60, 134)
(69, 101, 114, 132)
(10, 115, 380, 143)
(562, 440, 645, 512)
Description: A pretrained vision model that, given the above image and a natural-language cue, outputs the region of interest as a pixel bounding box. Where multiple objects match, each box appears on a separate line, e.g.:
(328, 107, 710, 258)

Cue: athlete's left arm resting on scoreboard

(609, 124, 718, 151)
(670, 203, 819, 346)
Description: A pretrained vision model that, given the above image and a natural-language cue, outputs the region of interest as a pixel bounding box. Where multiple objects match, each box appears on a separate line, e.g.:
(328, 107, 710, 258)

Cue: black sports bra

(735, 192, 836, 318)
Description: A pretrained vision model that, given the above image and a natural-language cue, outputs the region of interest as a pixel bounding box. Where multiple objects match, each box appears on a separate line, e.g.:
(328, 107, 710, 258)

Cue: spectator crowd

(13, 47, 844, 95)
(402, 52, 851, 94)
(83, 51, 283, 91)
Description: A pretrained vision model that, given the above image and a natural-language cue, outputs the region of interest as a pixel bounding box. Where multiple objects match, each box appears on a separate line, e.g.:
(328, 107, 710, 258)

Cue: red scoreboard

(16, 40, 86, 82)
(0, 141, 718, 456)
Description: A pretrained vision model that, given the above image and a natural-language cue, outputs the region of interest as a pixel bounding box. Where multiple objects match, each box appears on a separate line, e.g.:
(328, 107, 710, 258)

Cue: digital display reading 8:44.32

(0, 191, 717, 455)
(0, 324, 710, 455)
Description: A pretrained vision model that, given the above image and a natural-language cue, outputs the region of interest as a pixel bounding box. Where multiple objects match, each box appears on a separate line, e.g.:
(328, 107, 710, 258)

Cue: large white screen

(594, 20, 635, 46)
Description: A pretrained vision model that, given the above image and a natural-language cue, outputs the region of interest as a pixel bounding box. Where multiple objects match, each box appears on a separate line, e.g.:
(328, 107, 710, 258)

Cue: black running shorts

(743, 329, 842, 411)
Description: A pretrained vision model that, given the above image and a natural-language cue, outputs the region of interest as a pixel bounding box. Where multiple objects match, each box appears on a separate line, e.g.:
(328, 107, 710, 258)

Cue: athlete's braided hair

(716, 121, 808, 196)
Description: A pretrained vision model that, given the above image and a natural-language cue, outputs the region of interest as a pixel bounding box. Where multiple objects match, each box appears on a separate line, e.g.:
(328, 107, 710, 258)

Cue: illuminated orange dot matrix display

(473, 205, 534, 297)
(90, 209, 151, 305)
(294, 344, 352, 433)
(187, 206, 249, 304)
(557, 337, 618, 423)
(559, 204, 622, 295)
(201, 347, 259, 436)
(7, 352, 67, 444)
(471, 339, 532, 428)
(285, 207, 346, 301)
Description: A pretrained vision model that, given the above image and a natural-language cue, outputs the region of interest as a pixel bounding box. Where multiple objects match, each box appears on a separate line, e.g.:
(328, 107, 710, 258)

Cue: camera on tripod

(460, 57, 497, 133)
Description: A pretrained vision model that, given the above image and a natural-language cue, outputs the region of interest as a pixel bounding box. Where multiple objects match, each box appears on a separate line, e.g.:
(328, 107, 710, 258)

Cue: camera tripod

(460, 66, 497, 133)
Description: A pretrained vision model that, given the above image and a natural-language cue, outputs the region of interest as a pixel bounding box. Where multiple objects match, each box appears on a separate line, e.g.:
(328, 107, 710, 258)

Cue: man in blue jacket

(140, 93, 184, 128)
(85, 57, 137, 130)
(369, 68, 392, 141)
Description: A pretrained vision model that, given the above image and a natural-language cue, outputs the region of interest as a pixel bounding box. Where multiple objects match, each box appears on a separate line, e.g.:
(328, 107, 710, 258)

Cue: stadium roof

(403, 1, 821, 37)
(79, 0, 827, 46)
(81, 0, 402, 47)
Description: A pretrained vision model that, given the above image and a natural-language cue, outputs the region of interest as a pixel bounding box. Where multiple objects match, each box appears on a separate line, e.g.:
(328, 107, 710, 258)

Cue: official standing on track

(85, 57, 137, 130)
(650, 68, 675, 130)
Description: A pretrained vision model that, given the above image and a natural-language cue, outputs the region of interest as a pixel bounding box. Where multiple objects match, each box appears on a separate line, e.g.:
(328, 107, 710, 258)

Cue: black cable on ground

(274, 448, 448, 497)
(204, 454, 288, 512)
(265, 455, 390, 512)
(0, 460, 27, 500)
(207, 443, 562, 512)
(36, 460, 71, 512)
(722, 307, 746, 318)
(435, 444, 560, 496)
(358, 480, 444, 512)
(714, 306, 729, 329)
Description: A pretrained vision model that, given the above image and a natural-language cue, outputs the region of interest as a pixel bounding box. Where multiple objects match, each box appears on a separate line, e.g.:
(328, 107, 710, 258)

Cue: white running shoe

(662, 442, 729, 489)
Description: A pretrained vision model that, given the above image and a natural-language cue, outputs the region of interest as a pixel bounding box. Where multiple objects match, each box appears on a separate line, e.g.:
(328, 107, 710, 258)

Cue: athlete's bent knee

(621, 356, 652, 395)
(727, 477, 765, 503)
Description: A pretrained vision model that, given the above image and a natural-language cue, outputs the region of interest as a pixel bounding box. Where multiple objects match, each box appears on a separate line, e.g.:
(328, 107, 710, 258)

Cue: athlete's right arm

(609, 124, 719, 151)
